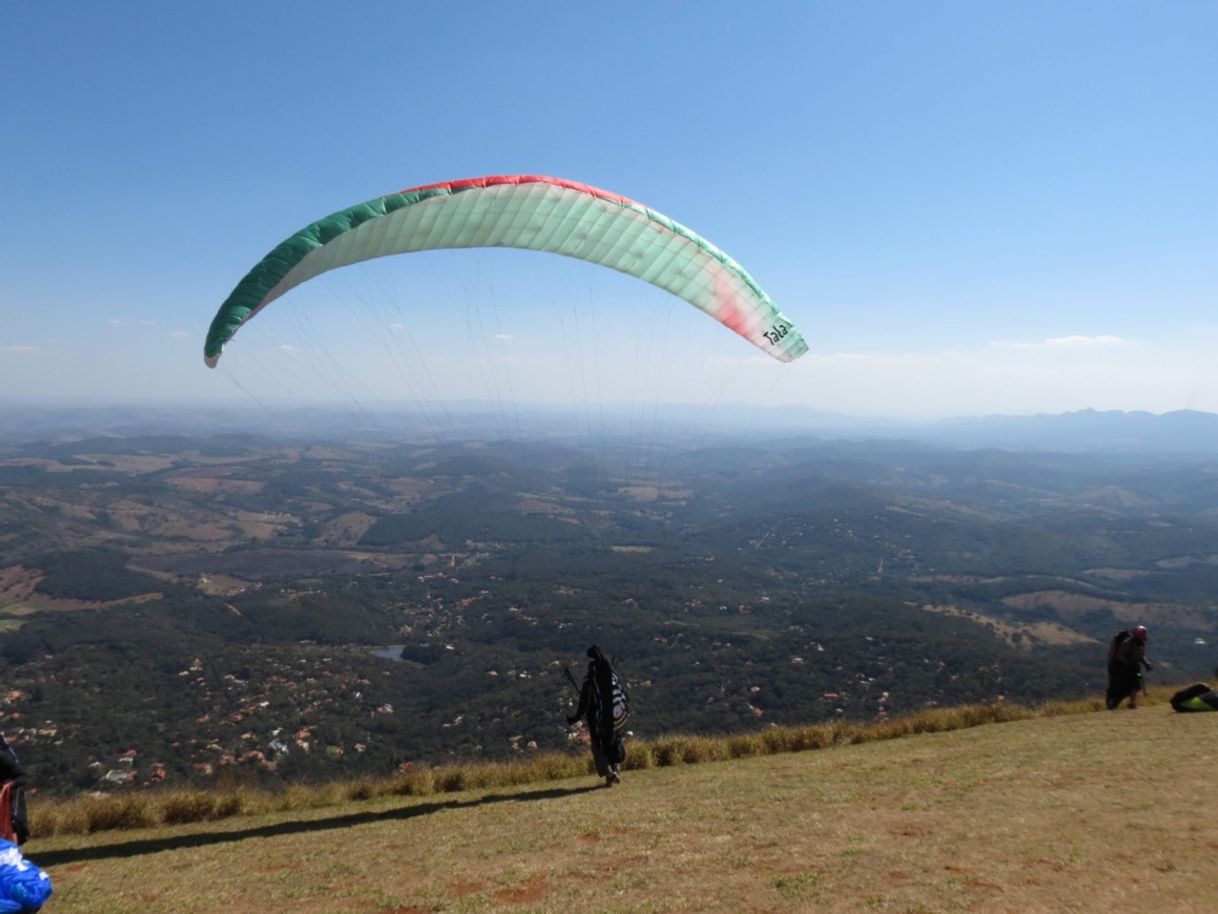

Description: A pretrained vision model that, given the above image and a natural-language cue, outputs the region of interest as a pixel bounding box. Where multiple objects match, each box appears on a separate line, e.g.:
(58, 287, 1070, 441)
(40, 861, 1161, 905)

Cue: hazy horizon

(7, 397, 1218, 458)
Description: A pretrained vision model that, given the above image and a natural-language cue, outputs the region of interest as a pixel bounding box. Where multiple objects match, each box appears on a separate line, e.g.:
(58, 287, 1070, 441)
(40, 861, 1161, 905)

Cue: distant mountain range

(2, 401, 1218, 455)
(879, 409, 1218, 454)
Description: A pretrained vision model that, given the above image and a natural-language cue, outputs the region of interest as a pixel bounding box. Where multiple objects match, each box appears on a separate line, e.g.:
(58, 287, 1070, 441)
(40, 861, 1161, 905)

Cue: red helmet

(1131, 625, 1148, 643)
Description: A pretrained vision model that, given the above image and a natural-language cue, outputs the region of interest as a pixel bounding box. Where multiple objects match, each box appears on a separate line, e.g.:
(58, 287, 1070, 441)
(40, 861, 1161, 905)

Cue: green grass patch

(773, 872, 823, 899)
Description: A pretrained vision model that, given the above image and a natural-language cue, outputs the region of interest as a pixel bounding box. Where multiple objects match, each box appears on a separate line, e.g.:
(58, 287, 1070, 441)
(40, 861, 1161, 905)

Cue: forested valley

(3, 423, 1217, 793)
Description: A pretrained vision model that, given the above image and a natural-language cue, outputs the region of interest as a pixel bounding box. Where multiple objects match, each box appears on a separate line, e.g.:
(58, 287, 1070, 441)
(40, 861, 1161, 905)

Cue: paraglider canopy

(204, 175, 808, 367)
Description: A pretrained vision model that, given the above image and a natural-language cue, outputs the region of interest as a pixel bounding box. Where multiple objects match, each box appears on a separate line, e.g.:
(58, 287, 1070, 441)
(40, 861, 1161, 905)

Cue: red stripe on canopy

(400, 175, 639, 209)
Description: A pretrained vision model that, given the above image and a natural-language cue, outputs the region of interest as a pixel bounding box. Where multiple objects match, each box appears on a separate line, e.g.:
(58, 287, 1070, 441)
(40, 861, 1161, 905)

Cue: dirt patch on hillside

(1083, 567, 1151, 581)
(921, 604, 1098, 648)
(317, 512, 378, 547)
(516, 498, 574, 515)
(1155, 554, 1218, 569)
(3, 455, 177, 474)
(2, 589, 162, 615)
(232, 510, 296, 540)
(302, 446, 357, 461)
(168, 476, 266, 495)
(910, 574, 1008, 584)
(9, 493, 98, 523)
(0, 565, 40, 603)
(617, 485, 690, 502)
(1002, 590, 1217, 630)
(147, 519, 236, 542)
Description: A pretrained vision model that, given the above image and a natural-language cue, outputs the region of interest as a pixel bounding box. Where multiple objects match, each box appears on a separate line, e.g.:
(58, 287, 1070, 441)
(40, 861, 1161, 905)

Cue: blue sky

(2, 1, 1215, 419)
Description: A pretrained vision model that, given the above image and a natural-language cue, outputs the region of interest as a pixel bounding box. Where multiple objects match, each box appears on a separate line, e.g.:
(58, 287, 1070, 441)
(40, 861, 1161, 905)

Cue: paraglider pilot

(1106, 625, 1152, 710)
(0, 735, 28, 846)
(568, 645, 629, 787)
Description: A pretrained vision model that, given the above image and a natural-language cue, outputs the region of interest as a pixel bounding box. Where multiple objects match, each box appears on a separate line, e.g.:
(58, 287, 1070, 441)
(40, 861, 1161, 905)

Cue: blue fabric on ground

(0, 840, 51, 913)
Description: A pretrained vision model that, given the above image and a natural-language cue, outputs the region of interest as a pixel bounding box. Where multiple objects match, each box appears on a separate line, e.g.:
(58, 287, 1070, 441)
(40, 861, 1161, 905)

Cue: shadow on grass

(32, 784, 603, 867)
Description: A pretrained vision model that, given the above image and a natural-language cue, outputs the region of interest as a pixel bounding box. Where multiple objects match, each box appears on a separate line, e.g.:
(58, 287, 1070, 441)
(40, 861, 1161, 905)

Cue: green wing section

(204, 175, 808, 366)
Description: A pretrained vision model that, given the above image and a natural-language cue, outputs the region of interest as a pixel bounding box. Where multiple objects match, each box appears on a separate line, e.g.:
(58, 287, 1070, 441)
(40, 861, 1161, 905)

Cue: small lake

(369, 645, 406, 661)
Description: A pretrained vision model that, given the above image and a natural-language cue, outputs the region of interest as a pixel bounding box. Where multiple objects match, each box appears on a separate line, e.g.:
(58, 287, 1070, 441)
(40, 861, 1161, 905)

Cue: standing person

(0, 735, 27, 846)
(567, 645, 630, 787)
(1106, 625, 1152, 710)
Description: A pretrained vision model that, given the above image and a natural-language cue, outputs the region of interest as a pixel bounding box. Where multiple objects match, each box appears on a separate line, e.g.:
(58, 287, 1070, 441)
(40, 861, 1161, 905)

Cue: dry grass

(30, 691, 1120, 840)
(28, 691, 1218, 913)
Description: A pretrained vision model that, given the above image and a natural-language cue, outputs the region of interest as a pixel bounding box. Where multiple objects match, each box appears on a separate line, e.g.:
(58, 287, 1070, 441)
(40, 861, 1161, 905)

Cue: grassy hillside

(28, 694, 1217, 913)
